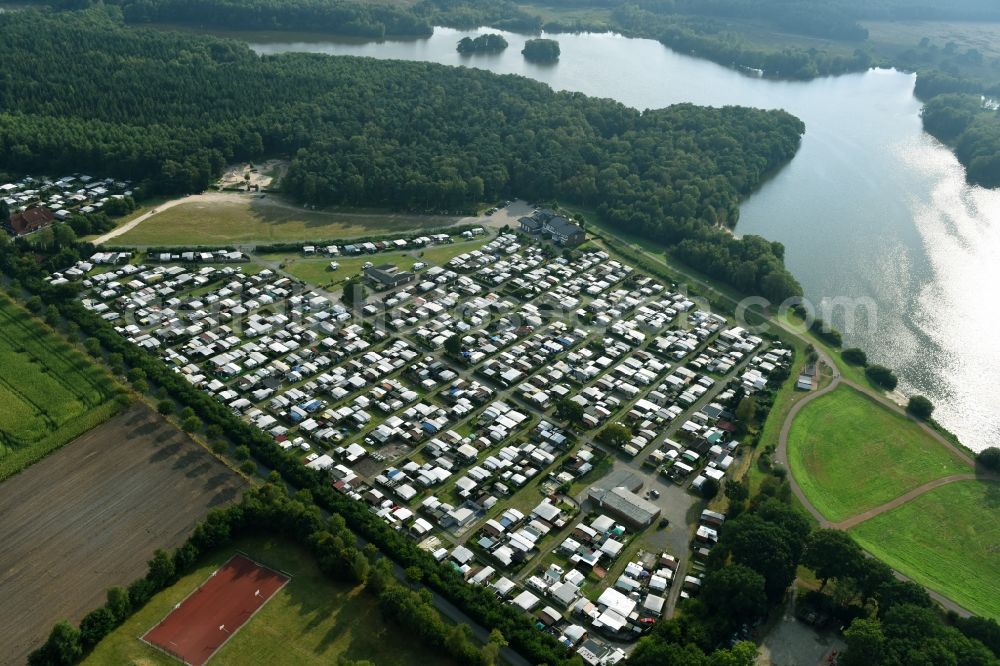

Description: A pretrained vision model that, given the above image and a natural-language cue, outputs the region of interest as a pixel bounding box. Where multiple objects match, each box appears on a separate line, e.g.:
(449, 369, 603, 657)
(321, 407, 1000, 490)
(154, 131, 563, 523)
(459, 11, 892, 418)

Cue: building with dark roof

(519, 216, 543, 233)
(542, 216, 585, 247)
(364, 264, 415, 290)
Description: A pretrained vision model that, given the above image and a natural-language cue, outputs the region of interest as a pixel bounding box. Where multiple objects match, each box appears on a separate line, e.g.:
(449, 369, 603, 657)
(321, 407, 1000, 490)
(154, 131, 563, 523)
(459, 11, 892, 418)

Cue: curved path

(830, 473, 983, 530)
(589, 238, 995, 618)
(773, 352, 999, 617)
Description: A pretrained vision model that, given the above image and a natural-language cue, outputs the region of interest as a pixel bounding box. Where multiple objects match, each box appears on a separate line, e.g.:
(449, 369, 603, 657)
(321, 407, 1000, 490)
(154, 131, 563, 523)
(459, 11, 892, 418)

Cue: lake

(248, 27, 1000, 452)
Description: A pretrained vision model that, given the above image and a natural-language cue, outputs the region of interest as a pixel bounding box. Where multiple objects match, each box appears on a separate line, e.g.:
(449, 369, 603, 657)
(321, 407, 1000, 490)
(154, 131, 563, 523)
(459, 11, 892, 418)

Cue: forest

(920, 94, 1000, 187)
(38, 0, 543, 36)
(0, 8, 805, 301)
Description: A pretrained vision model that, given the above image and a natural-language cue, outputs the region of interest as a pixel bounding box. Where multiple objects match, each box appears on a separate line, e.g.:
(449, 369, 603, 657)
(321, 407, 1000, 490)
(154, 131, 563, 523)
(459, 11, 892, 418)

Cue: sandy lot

(0, 403, 246, 664)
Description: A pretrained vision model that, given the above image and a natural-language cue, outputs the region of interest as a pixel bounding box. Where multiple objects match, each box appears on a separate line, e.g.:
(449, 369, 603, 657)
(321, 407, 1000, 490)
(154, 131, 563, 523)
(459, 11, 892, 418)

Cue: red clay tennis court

(142, 554, 290, 665)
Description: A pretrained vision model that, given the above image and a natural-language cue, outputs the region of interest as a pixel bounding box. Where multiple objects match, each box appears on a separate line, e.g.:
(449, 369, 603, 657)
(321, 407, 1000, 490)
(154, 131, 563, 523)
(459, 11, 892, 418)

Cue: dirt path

(830, 473, 993, 530)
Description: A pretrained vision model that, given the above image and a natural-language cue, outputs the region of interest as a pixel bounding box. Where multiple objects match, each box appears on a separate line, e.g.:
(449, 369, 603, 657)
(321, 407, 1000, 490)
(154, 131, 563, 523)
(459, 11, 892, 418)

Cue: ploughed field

(0, 403, 245, 665)
(0, 293, 121, 479)
(786, 385, 970, 522)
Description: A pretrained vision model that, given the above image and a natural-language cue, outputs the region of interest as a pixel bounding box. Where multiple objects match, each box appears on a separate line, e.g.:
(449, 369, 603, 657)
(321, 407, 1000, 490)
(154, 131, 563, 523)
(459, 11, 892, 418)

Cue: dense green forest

(0, 8, 805, 301)
(37, 0, 543, 36)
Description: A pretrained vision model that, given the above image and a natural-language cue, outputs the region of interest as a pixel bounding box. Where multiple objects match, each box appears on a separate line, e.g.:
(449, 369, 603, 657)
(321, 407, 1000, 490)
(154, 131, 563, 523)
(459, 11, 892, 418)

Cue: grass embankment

(0, 294, 122, 481)
(850, 480, 1000, 620)
(113, 194, 465, 246)
(85, 536, 459, 666)
(787, 385, 970, 522)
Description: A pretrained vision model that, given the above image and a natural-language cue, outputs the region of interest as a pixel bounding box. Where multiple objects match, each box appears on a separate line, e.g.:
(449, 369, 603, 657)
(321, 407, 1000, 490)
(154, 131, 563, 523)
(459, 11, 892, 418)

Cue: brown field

(0, 403, 246, 665)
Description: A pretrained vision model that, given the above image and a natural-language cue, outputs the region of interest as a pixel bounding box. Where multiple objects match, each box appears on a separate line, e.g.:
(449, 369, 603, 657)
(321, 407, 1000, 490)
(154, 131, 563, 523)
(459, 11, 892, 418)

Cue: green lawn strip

(85, 536, 459, 666)
(849, 480, 1000, 620)
(787, 385, 970, 522)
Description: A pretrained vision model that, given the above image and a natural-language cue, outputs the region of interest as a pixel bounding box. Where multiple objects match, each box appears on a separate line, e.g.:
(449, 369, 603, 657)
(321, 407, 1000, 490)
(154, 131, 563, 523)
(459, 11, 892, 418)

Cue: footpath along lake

(247, 27, 1000, 452)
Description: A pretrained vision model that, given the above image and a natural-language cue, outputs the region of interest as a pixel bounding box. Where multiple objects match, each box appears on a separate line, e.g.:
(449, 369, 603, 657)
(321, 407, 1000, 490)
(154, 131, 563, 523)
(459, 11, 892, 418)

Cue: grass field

(265, 238, 490, 288)
(85, 536, 458, 666)
(0, 293, 121, 480)
(112, 194, 467, 246)
(850, 480, 1000, 620)
(787, 385, 970, 522)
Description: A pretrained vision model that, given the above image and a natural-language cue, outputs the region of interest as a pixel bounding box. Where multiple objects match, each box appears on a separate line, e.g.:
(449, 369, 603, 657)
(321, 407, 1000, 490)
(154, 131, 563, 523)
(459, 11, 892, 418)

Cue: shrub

(906, 395, 934, 420)
(977, 447, 1000, 472)
(865, 365, 898, 391)
(841, 347, 868, 366)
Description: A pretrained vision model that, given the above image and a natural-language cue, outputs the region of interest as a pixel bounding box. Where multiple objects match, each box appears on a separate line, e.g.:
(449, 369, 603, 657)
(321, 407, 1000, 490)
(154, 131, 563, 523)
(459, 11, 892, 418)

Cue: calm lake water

(248, 28, 1000, 452)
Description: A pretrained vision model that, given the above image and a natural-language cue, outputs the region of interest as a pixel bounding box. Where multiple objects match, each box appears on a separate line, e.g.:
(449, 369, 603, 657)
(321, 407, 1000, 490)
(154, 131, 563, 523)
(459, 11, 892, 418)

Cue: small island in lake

(522, 38, 560, 62)
(456, 34, 508, 54)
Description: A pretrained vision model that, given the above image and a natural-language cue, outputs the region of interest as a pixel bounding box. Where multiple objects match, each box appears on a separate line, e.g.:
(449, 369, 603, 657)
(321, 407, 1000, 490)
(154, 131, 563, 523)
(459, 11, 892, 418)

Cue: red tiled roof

(9, 207, 54, 235)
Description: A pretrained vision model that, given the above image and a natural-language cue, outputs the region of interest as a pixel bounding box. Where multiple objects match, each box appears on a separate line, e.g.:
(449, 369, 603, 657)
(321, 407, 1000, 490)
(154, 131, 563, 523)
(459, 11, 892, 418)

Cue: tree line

(0, 7, 805, 302)
(33, 0, 545, 37)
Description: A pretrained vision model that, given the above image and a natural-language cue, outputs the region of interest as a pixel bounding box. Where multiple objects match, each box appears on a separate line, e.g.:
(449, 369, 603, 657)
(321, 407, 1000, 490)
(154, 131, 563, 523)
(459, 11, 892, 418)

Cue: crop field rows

(0, 295, 120, 465)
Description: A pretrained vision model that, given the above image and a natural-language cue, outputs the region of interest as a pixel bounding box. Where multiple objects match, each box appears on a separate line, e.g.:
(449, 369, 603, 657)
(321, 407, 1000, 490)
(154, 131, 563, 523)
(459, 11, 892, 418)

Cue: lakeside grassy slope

(787, 384, 970, 522)
(0, 293, 121, 480)
(85, 536, 459, 666)
(851, 480, 1000, 620)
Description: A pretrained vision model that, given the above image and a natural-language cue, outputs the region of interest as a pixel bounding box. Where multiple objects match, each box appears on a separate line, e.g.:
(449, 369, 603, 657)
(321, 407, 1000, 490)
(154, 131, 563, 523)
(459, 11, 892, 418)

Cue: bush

(701, 477, 720, 499)
(841, 347, 868, 366)
(977, 447, 1000, 472)
(28, 621, 83, 666)
(906, 395, 934, 420)
(156, 399, 174, 415)
(865, 365, 898, 391)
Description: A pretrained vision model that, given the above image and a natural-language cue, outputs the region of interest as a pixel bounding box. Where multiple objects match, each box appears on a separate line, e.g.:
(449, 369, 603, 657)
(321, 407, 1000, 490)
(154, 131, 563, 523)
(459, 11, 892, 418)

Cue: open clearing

(110, 192, 471, 246)
(787, 385, 969, 522)
(86, 537, 459, 666)
(0, 403, 245, 665)
(850, 480, 1000, 620)
(0, 293, 121, 480)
